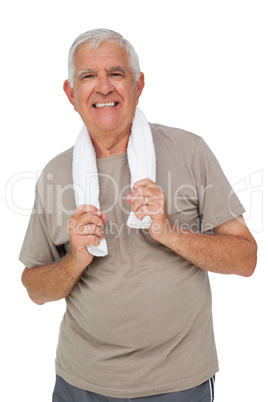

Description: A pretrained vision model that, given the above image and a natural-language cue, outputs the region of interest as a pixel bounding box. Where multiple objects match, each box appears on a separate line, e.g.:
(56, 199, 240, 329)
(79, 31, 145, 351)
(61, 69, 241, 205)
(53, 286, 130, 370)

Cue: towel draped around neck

(72, 107, 156, 257)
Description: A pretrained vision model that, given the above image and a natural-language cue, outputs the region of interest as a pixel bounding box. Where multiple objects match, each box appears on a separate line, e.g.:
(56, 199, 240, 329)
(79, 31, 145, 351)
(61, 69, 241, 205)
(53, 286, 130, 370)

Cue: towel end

(87, 239, 108, 257)
(127, 212, 152, 229)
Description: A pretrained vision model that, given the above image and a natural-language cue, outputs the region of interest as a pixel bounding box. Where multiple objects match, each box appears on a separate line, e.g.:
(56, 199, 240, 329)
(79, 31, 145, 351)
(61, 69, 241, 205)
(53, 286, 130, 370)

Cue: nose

(95, 73, 114, 95)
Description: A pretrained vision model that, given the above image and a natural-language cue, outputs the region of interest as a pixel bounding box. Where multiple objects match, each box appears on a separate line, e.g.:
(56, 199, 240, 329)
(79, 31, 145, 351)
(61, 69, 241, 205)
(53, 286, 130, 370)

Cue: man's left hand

(127, 178, 173, 242)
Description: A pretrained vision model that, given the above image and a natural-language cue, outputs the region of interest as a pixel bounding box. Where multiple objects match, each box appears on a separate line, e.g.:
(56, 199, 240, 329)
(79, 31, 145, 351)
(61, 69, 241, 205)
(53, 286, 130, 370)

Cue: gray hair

(67, 28, 141, 87)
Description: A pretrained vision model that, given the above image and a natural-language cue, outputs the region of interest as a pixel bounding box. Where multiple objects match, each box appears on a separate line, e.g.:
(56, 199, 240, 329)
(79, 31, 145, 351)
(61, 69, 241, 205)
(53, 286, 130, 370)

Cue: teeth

(94, 102, 117, 108)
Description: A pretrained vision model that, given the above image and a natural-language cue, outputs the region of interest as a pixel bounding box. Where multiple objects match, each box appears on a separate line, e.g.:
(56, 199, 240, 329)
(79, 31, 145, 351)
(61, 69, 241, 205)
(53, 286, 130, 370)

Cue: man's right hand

(68, 205, 107, 269)
(21, 205, 107, 305)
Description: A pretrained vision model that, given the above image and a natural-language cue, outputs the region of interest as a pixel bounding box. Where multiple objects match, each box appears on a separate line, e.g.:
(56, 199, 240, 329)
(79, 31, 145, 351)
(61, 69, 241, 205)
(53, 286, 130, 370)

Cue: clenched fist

(68, 205, 107, 268)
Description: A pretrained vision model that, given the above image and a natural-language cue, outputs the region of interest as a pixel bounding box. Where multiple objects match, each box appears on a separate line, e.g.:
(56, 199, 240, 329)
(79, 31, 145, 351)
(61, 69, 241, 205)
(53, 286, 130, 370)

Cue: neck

(90, 131, 130, 158)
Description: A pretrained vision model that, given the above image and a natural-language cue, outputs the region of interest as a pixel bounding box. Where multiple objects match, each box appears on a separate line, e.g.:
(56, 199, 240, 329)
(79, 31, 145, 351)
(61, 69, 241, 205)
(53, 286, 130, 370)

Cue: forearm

(21, 205, 107, 305)
(158, 225, 257, 277)
(21, 253, 88, 305)
(128, 180, 257, 277)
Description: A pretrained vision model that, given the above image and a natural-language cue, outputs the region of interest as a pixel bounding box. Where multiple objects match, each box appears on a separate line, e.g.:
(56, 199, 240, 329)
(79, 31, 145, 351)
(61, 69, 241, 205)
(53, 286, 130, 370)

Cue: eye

(112, 72, 123, 77)
(82, 74, 94, 79)
(109, 69, 126, 78)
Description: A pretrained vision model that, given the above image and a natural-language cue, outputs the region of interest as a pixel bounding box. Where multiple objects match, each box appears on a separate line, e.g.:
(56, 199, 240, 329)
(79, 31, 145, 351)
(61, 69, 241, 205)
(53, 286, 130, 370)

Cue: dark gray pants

(52, 375, 215, 402)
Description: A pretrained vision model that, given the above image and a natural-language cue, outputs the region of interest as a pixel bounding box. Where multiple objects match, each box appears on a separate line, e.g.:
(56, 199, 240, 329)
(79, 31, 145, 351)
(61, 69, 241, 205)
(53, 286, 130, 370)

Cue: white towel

(72, 107, 156, 257)
(126, 108, 156, 229)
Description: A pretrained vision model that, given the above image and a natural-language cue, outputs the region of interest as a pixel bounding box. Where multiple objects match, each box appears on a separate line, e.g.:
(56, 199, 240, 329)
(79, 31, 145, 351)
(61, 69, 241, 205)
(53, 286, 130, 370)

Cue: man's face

(64, 41, 144, 148)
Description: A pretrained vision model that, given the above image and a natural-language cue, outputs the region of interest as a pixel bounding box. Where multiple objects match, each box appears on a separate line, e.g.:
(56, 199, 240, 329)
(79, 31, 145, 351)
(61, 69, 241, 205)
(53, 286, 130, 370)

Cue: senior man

(20, 29, 257, 402)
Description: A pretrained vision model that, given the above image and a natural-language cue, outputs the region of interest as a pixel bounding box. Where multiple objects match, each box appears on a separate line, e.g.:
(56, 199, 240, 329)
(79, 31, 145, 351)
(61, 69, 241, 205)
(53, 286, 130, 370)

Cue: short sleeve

(19, 183, 65, 269)
(192, 138, 245, 232)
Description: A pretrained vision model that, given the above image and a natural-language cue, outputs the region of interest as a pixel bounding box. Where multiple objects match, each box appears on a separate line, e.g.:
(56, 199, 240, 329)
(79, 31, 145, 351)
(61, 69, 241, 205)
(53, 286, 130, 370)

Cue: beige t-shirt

(19, 123, 245, 398)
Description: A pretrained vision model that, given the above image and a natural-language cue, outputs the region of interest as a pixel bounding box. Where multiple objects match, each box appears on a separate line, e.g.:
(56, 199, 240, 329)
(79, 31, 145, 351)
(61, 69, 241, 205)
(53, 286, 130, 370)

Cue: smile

(93, 102, 118, 108)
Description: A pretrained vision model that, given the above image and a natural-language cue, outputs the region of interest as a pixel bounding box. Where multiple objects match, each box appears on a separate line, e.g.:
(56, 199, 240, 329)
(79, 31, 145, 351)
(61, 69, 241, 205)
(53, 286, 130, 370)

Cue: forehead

(73, 41, 131, 71)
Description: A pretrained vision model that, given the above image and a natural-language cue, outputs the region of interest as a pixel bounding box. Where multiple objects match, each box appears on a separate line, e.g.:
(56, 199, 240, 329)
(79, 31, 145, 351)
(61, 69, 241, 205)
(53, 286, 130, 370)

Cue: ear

(63, 80, 77, 111)
(136, 73, 145, 104)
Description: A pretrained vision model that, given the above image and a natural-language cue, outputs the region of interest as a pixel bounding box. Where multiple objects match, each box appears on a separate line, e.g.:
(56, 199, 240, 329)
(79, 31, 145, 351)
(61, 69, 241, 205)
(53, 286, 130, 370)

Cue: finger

(131, 181, 160, 199)
(129, 192, 146, 212)
(83, 213, 106, 227)
(100, 213, 107, 225)
(130, 186, 158, 210)
(132, 178, 156, 189)
(76, 224, 105, 238)
(68, 215, 104, 233)
(73, 204, 102, 217)
(134, 205, 151, 220)
(127, 193, 132, 206)
(129, 184, 149, 203)
(86, 234, 103, 248)
(133, 192, 167, 218)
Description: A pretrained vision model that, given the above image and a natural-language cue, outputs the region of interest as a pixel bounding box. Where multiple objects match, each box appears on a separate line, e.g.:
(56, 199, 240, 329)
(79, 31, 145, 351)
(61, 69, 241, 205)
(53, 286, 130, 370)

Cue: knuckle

(67, 217, 76, 228)
(89, 235, 100, 247)
(76, 223, 85, 234)
(90, 224, 100, 234)
(160, 192, 165, 201)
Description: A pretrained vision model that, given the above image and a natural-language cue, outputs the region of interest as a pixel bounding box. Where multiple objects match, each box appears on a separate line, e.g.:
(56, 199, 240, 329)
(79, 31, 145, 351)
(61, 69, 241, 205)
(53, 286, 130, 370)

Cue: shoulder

(149, 123, 204, 163)
(43, 147, 73, 171)
(40, 147, 74, 185)
(150, 122, 202, 149)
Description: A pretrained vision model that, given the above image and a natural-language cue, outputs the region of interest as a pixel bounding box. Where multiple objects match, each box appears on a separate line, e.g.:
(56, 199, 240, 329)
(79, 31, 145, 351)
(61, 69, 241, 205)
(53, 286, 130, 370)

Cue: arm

(21, 254, 87, 305)
(128, 179, 257, 277)
(159, 215, 257, 277)
(21, 205, 107, 305)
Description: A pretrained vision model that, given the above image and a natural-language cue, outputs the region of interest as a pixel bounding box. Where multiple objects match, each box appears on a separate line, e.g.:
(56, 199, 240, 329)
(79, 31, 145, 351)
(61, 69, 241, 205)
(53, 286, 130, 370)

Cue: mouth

(93, 102, 119, 109)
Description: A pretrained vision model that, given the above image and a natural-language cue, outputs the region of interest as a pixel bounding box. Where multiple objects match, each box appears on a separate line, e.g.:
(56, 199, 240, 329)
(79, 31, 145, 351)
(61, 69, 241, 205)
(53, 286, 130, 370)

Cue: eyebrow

(107, 66, 127, 75)
(77, 69, 95, 78)
(77, 66, 128, 79)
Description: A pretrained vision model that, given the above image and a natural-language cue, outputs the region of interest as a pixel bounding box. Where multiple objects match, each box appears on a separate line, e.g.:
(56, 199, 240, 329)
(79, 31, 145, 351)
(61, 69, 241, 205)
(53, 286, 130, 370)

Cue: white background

(1, 1, 267, 401)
